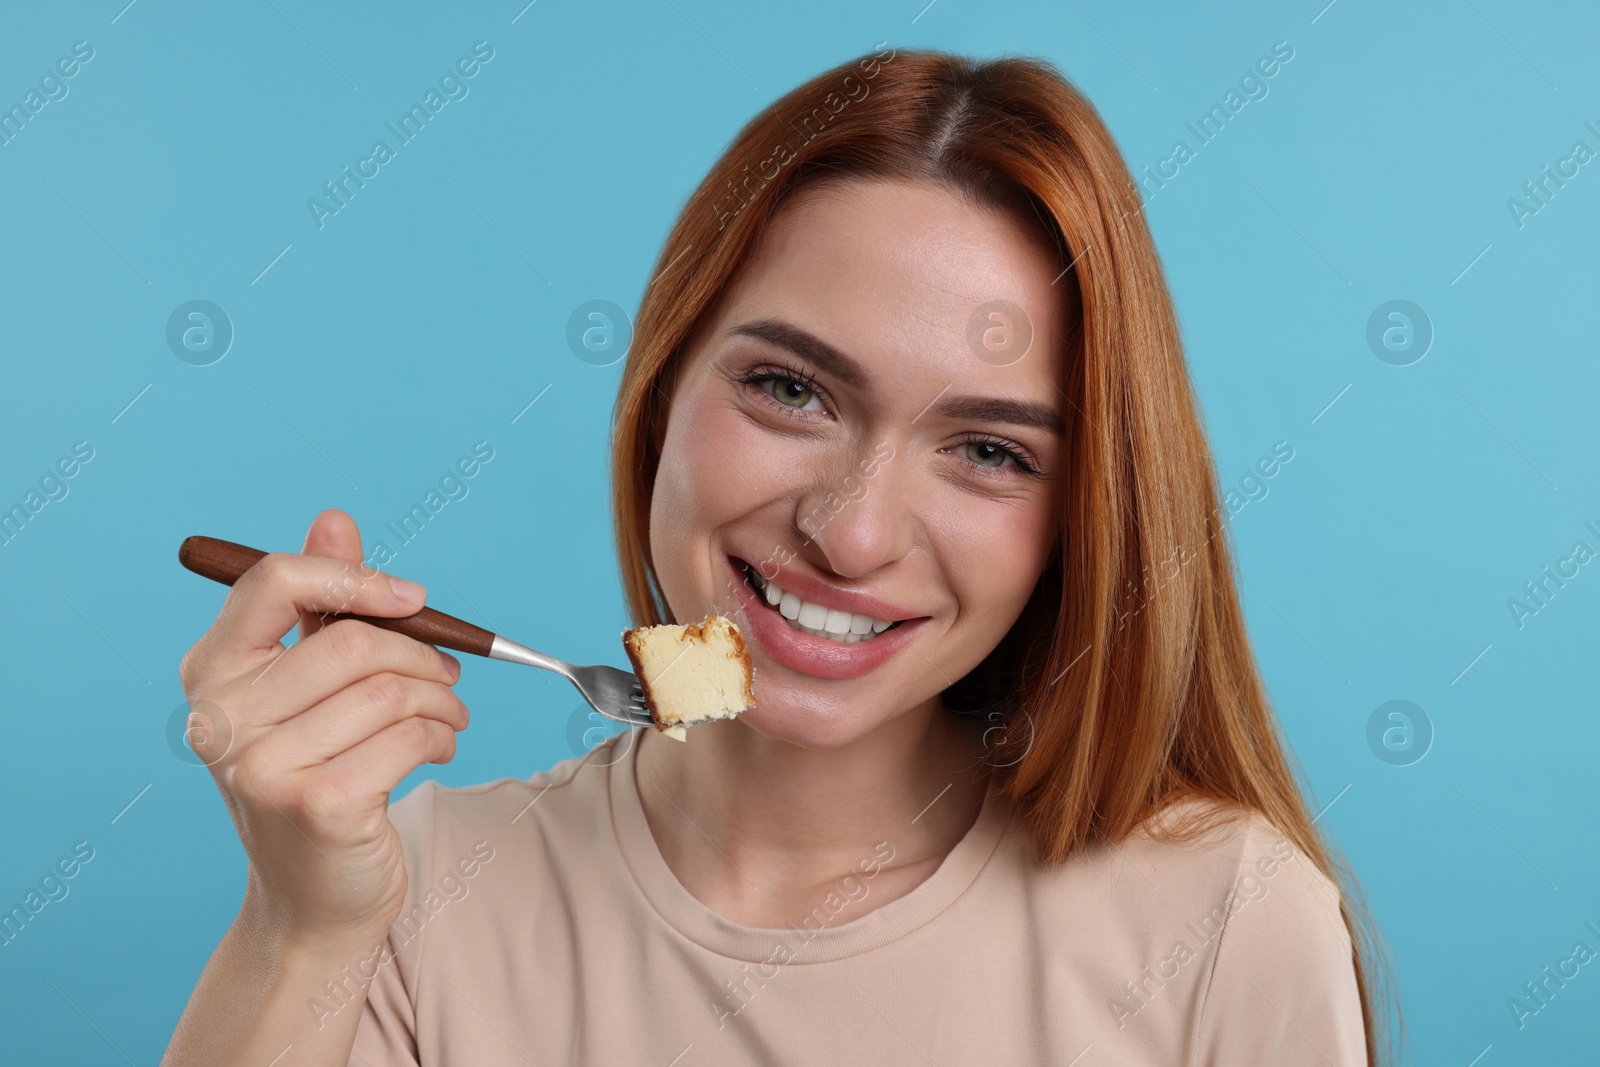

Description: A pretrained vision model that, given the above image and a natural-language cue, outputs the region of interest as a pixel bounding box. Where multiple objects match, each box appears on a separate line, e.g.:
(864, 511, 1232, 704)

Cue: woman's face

(649, 177, 1070, 749)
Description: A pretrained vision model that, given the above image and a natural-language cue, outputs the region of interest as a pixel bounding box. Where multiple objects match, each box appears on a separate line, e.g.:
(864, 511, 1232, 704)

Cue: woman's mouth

(726, 557, 927, 681)
(738, 561, 901, 645)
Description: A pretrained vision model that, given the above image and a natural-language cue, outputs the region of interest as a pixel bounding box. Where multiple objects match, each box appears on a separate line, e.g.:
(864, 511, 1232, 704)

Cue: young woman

(163, 48, 1392, 1066)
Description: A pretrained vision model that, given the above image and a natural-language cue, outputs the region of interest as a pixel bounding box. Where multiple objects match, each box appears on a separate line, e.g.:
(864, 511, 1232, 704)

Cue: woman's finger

(296, 508, 370, 643)
(257, 671, 468, 767)
(187, 551, 428, 674)
(308, 714, 461, 814)
(224, 619, 460, 729)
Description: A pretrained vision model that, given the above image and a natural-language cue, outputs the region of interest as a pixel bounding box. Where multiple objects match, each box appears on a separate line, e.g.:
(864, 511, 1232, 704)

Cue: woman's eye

(762, 375, 824, 412)
(965, 440, 1013, 468)
(958, 438, 1039, 478)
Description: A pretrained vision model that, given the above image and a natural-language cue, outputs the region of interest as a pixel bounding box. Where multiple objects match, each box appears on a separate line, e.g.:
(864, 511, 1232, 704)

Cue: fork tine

(476, 635, 652, 725)
(570, 663, 655, 726)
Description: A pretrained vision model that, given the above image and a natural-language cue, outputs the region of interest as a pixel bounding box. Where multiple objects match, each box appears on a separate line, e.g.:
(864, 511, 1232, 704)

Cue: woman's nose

(790, 449, 912, 578)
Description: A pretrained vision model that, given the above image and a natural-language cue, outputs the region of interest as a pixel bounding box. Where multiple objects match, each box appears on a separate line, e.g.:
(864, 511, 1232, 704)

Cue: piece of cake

(621, 615, 756, 741)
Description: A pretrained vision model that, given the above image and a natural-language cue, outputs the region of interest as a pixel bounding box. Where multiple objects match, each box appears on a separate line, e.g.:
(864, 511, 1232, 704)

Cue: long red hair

(609, 47, 1396, 1063)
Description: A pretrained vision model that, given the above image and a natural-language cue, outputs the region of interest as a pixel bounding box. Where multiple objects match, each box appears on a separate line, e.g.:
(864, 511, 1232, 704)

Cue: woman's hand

(178, 507, 469, 948)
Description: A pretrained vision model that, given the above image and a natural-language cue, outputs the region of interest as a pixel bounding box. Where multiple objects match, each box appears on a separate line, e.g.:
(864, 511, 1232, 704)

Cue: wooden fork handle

(178, 535, 496, 658)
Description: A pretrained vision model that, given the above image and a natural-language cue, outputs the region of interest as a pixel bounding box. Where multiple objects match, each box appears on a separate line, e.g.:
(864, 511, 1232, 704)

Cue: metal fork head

(486, 636, 652, 728)
(572, 664, 654, 727)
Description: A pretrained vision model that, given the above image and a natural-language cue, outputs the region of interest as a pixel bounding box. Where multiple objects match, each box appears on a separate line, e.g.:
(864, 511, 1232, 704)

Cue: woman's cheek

(648, 412, 725, 613)
(946, 504, 1054, 623)
(705, 404, 786, 509)
(648, 398, 780, 611)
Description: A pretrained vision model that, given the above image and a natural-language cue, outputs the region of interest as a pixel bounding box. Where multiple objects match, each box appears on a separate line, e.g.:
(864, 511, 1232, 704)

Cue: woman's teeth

(749, 569, 896, 644)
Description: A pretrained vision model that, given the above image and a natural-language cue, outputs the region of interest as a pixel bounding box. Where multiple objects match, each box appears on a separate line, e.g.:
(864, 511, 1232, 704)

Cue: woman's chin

(727, 696, 869, 751)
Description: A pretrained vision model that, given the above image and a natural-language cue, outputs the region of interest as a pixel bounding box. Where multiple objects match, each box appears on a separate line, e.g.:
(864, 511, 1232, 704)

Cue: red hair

(609, 47, 1396, 1063)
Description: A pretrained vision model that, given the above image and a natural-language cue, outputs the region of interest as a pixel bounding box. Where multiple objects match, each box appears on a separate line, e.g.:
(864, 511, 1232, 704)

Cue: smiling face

(648, 177, 1071, 749)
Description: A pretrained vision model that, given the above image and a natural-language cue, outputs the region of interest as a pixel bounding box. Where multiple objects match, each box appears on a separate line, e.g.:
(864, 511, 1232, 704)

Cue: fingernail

(441, 652, 462, 681)
(388, 576, 426, 605)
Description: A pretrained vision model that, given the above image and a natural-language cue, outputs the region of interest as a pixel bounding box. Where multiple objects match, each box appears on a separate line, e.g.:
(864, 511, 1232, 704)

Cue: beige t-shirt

(343, 728, 1366, 1065)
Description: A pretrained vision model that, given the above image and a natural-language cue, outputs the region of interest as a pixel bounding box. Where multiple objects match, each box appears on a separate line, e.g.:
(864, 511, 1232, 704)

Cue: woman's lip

(731, 554, 920, 623)
(726, 557, 927, 680)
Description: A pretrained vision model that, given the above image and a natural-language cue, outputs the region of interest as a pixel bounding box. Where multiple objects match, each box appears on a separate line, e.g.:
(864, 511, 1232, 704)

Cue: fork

(178, 536, 653, 727)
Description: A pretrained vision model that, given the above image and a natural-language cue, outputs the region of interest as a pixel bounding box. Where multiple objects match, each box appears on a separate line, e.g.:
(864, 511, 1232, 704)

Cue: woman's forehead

(705, 178, 1071, 393)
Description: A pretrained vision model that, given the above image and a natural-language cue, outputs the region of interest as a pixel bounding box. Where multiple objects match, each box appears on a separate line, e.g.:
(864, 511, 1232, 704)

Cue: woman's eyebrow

(728, 317, 1065, 437)
(729, 319, 870, 389)
(929, 393, 1065, 437)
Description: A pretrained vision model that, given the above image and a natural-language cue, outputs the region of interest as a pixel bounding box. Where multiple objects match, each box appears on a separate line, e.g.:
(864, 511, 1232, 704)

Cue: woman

(163, 48, 1392, 1065)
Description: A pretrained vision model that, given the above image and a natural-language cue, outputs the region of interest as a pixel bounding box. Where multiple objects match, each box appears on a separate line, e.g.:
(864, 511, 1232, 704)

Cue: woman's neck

(633, 702, 994, 928)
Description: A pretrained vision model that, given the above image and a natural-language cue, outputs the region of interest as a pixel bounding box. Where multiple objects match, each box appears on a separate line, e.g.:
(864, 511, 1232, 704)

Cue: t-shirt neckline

(607, 726, 1014, 964)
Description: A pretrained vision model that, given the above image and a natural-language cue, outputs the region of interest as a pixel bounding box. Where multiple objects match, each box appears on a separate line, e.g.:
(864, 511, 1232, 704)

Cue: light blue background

(2, 1, 1595, 1063)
